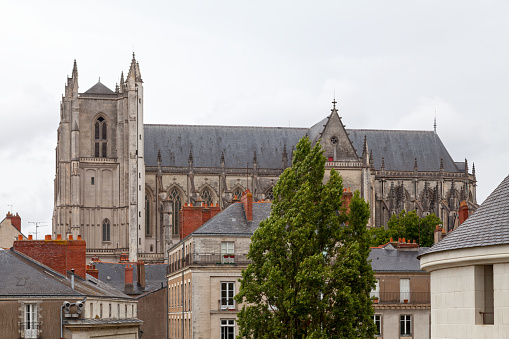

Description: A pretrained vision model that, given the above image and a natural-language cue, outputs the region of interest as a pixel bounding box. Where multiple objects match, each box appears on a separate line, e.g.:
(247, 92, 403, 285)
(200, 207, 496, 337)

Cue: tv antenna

(28, 222, 47, 240)
(7, 204, 13, 213)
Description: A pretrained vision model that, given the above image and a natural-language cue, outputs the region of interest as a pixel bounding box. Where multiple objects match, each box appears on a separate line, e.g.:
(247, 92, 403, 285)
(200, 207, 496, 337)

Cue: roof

(369, 246, 430, 272)
(348, 129, 459, 172)
(192, 202, 272, 236)
(0, 248, 131, 299)
(423, 175, 509, 255)
(94, 261, 167, 295)
(83, 81, 115, 95)
(144, 124, 305, 168)
(144, 120, 461, 173)
(63, 318, 143, 325)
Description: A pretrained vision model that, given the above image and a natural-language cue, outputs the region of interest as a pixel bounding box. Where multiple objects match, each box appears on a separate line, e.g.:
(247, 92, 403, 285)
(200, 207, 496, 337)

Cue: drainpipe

(182, 241, 185, 339)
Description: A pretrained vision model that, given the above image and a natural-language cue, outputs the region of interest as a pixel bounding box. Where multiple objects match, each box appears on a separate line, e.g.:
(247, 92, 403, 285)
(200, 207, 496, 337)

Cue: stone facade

(54, 56, 477, 263)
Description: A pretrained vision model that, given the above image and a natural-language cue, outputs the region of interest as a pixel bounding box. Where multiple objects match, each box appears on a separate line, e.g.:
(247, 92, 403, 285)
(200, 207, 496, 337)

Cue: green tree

(368, 210, 442, 247)
(235, 136, 376, 339)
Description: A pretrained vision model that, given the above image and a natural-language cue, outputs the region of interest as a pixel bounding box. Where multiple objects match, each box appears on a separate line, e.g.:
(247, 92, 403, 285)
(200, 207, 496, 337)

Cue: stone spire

(72, 59, 78, 79)
(472, 162, 476, 178)
(369, 150, 374, 168)
(127, 52, 143, 82)
(464, 158, 468, 175)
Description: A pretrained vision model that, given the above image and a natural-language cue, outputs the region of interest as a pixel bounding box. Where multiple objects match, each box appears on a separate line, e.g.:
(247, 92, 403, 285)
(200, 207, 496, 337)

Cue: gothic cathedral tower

(53, 54, 145, 262)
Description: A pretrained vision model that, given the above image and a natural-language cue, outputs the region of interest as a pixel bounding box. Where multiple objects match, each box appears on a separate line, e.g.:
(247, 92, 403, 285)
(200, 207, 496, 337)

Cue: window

(201, 188, 213, 205)
(400, 315, 411, 335)
(109, 303, 111, 318)
(145, 194, 150, 235)
(170, 189, 182, 235)
(265, 186, 274, 201)
(221, 241, 234, 264)
(370, 279, 380, 300)
(102, 219, 111, 242)
(400, 278, 410, 303)
(24, 304, 38, 339)
(221, 282, 235, 310)
(232, 188, 243, 200)
(100, 303, 103, 318)
(373, 314, 381, 336)
(476, 265, 494, 325)
(220, 319, 235, 339)
(94, 117, 108, 157)
(91, 177, 95, 185)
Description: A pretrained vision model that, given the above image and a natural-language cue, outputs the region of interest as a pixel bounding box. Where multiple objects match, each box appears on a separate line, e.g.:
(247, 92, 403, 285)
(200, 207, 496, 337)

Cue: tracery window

(265, 186, 274, 201)
(94, 117, 108, 157)
(170, 189, 181, 235)
(232, 187, 243, 200)
(201, 188, 213, 206)
(102, 219, 111, 242)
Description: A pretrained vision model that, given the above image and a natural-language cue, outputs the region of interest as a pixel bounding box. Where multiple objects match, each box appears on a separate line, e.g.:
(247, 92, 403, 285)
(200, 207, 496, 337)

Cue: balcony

(19, 321, 41, 339)
(168, 253, 251, 274)
(371, 291, 430, 305)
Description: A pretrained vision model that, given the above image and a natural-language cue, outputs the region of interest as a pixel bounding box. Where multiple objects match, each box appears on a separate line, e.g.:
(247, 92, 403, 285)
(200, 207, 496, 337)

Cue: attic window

(330, 136, 338, 145)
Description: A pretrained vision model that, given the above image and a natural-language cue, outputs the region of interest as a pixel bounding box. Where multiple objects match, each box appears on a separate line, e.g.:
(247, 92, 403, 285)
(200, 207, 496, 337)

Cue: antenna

(434, 110, 437, 134)
(28, 222, 47, 240)
(7, 204, 13, 213)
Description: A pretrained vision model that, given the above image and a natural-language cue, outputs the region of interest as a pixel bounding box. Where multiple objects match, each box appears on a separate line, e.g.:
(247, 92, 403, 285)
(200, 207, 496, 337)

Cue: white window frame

(400, 314, 412, 335)
(373, 314, 382, 336)
(221, 282, 235, 310)
(220, 319, 235, 339)
(400, 278, 410, 303)
(24, 303, 38, 339)
(221, 241, 235, 264)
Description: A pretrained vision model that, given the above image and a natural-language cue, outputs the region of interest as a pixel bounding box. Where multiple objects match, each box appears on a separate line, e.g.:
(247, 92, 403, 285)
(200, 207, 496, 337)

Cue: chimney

(86, 264, 99, 279)
(179, 203, 221, 239)
(5, 212, 21, 232)
(458, 201, 469, 225)
(342, 188, 353, 213)
(434, 225, 447, 244)
(137, 262, 146, 290)
(124, 264, 134, 294)
(241, 190, 253, 221)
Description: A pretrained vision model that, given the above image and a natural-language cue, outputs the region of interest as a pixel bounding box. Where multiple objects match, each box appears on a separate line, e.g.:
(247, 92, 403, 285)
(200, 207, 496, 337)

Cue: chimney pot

(78, 235, 82, 240)
(45, 235, 51, 240)
(18, 235, 23, 241)
(68, 235, 73, 240)
(28, 235, 33, 240)
(57, 234, 62, 240)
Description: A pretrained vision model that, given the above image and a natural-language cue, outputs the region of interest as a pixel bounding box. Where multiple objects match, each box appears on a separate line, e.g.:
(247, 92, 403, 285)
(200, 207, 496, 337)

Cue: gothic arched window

(200, 188, 213, 206)
(265, 186, 274, 201)
(102, 219, 111, 242)
(94, 117, 108, 157)
(232, 187, 243, 200)
(169, 189, 182, 235)
(145, 194, 150, 235)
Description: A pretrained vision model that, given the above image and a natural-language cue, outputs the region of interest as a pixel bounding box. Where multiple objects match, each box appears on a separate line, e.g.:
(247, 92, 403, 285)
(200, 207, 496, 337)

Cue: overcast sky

(1, 1, 507, 238)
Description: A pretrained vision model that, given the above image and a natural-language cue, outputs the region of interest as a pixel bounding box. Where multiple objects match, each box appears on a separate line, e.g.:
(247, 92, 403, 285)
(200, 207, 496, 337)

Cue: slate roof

(83, 81, 115, 95)
(144, 124, 306, 169)
(94, 261, 167, 295)
(0, 248, 130, 299)
(144, 119, 461, 173)
(369, 246, 430, 272)
(423, 175, 509, 255)
(348, 129, 459, 172)
(191, 202, 272, 237)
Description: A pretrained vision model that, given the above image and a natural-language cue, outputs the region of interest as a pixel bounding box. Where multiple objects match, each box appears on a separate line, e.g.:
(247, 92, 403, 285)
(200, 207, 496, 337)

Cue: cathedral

(53, 55, 478, 263)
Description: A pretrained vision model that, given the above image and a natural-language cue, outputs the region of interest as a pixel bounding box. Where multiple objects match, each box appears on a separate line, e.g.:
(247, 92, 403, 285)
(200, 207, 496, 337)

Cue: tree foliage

(235, 136, 376, 339)
(368, 210, 442, 247)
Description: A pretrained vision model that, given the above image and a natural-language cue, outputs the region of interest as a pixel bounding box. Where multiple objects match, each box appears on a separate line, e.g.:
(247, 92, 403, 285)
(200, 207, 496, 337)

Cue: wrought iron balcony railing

(370, 291, 430, 305)
(19, 321, 41, 339)
(168, 253, 251, 274)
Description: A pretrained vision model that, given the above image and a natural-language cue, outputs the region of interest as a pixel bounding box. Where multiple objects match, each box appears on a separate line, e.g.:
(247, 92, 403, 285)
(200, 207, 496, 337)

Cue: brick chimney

(5, 212, 21, 232)
(13, 234, 86, 278)
(86, 264, 99, 279)
(458, 201, 469, 225)
(342, 188, 353, 213)
(179, 203, 221, 239)
(434, 225, 447, 244)
(137, 261, 146, 289)
(124, 264, 134, 294)
(241, 189, 253, 221)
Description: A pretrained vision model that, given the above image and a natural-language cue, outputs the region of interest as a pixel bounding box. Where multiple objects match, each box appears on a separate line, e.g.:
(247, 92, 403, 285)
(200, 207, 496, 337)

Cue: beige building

(370, 240, 431, 338)
(54, 56, 477, 263)
(420, 174, 509, 339)
(167, 193, 269, 339)
(0, 212, 25, 248)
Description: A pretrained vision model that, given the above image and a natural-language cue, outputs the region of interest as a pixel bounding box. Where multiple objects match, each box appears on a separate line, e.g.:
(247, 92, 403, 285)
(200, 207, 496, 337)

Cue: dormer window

(94, 117, 107, 157)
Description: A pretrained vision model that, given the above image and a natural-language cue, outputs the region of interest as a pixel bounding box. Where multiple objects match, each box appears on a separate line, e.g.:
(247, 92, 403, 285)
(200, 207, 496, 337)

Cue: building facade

(420, 174, 509, 339)
(370, 240, 431, 338)
(53, 56, 477, 262)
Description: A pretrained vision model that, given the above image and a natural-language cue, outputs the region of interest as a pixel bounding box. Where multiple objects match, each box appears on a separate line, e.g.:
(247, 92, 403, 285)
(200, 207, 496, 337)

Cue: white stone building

(420, 174, 509, 338)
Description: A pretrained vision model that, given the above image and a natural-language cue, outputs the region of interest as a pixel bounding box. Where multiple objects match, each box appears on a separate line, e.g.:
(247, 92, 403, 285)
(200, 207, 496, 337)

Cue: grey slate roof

(192, 202, 272, 236)
(348, 129, 460, 172)
(144, 124, 306, 169)
(144, 119, 461, 173)
(94, 261, 167, 295)
(369, 246, 430, 272)
(0, 248, 131, 299)
(83, 81, 115, 95)
(423, 175, 509, 255)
